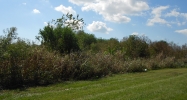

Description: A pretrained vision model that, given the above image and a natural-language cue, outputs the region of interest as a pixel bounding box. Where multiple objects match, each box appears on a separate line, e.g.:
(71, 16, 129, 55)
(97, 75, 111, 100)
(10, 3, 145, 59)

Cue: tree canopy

(36, 13, 84, 54)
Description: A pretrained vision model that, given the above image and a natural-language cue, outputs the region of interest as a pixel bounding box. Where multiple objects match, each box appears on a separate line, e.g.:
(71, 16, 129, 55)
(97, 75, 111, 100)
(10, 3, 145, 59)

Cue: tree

(37, 24, 56, 50)
(0, 27, 31, 88)
(0, 27, 18, 59)
(55, 13, 85, 31)
(106, 38, 120, 55)
(149, 40, 172, 57)
(57, 27, 79, 54)
(76, 31, 96, 51)
(36, 13, 84, 54)
(121, 35, 149, 58)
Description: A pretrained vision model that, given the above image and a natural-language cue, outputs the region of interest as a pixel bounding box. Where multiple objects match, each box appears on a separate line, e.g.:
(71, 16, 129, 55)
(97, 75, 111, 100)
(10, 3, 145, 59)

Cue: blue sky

(0, 0, 187, 45)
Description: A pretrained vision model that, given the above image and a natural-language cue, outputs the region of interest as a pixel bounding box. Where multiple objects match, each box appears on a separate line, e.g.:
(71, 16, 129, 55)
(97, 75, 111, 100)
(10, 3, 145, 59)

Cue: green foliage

(0, 27, 32, 89)
(38, 24, 79, 54)
(37, 13, 84, 54)
(121, 35, 149, 58)
(106, 38, 120, 55)
(149, 40, 173, 57)
(90, 38, 120, 54)
(55, 13, 85, 31)
(57, 27, 79, 54)
(37, 24, 55, 50)
(0, 27, 18, 57)
(76, 30, 97, 51)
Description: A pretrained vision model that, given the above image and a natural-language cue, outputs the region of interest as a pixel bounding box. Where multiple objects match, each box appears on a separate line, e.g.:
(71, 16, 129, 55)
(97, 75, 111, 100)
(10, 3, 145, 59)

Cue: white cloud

(33, 9, 40, 14)
(43, 22, 56, 28)
(166, 9, 187, 19)
(147, 17, 168, 26)
(176, 21, 186, 26)
(44, 22, 48, 26)
(175, 29, 187, 35)
(131, 32, 139, 36)
(22, 3, 26, 5)
(68, 0, 93, 5)
(181, 13, 187, 19)
(147, 6, 169, 26)
(87, 21, 113, 34)
(166, 9, 180, 17)
(69, 0, 149, 23)
(165, 9, 187, 26)
(104, 14, 131, 23)
(55, 5, 76, 15)
(131, 32, 146, 36)
(152, 6, 169, 17)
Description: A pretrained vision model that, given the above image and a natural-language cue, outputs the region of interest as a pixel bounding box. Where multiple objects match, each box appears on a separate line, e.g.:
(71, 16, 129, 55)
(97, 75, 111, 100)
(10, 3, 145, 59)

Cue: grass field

(1, 68, 187, 100)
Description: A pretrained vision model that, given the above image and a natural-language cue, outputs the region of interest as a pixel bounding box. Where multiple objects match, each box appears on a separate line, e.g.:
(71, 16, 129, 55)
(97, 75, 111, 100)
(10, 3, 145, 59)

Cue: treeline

(37, 23, 187, 59)
(0, 14, 187, 89)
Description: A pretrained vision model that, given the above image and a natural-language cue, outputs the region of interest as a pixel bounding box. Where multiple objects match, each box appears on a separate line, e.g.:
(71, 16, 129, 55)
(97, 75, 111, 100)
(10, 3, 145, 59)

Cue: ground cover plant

(1, 68, 187, 100)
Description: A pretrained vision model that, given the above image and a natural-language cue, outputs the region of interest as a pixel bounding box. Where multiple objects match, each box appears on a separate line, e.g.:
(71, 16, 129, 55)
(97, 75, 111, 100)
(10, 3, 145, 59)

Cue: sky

(0, 0, 187, 45)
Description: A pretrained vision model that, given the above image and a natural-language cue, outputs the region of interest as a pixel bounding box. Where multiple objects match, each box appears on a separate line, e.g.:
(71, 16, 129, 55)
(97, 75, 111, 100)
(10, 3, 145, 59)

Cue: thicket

(1, 14, 187, 89)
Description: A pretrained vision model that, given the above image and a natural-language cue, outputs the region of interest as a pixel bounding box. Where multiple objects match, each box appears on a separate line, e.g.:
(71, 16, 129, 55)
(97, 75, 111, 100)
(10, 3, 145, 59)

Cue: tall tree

(149, 40, 172, 57)
(121, 35, 149, 58)
(36, 13, 84, 54)
(76, 31, 96, 51)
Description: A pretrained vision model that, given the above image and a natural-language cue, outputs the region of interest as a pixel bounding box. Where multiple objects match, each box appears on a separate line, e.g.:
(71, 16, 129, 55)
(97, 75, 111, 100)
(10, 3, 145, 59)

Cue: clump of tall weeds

(1, 48, 186, 89)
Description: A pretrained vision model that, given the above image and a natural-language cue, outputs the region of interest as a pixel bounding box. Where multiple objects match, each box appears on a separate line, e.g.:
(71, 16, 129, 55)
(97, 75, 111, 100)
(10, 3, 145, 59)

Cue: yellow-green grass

(1, 68, 187, 100)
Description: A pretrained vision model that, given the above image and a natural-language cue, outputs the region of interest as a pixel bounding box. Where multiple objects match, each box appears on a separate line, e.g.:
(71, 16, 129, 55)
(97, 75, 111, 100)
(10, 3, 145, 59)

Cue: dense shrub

(21, 47, 61, 85)
(0, 27, 31, 89)
(120, 35, 149, 58)
(1, 47, 187, 89)
(126, 59, 147, 72)
(1, 27, 187, 89)
(149, 40, 173, 57)
(76, 31, 97, 51)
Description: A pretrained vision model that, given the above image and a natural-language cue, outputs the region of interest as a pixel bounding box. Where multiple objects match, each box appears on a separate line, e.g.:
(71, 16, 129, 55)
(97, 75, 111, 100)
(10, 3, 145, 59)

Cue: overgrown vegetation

(0, 14, 187, 89)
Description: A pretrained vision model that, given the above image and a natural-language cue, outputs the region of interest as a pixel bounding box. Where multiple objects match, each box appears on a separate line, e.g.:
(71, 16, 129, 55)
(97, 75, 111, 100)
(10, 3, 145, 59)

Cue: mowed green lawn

(1, 68, 187, 100)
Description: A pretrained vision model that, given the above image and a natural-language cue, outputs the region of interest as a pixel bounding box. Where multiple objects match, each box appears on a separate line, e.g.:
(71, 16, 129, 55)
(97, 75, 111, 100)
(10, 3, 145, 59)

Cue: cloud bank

(175, 29, 187, 35)
(55, 5, 76, 14)
(33, 9, 40, 14)
(147, 6, 170, 26)
(69, 0, 149, 23)
(87, 21, 113, 34)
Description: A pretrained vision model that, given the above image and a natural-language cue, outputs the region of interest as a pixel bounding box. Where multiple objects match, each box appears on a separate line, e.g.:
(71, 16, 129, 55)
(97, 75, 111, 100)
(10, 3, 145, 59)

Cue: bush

(0, 46, 60, 89)
(21, 47, 61, 86)
(0, 28, 32, 89)
(126, 59, 147, 72)
(120, 35, 149, 58)
(1, 48, 187, 89)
